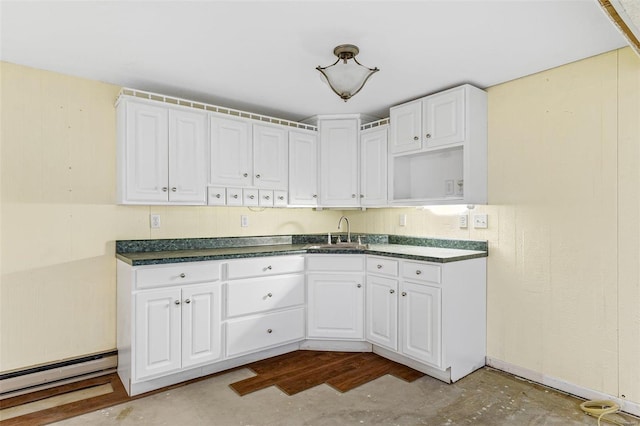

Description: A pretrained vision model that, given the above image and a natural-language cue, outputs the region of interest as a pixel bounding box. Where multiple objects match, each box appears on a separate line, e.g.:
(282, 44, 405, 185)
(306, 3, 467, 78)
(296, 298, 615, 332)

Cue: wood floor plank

(325, 356, 394, 392)
(388, 363, 426, 382)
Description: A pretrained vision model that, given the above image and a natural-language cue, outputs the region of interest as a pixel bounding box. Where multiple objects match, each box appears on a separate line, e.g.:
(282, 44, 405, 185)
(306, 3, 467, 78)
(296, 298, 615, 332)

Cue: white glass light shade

(316, 45, 379, 101)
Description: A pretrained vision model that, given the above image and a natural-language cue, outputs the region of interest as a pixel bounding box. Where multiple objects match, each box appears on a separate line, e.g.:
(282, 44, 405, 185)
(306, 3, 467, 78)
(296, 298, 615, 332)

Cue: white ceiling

(0, 0, 628, 122)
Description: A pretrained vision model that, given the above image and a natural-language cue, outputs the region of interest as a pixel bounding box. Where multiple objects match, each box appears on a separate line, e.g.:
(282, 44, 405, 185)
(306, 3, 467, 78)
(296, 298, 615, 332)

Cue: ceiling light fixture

(316, 44, 379, 102)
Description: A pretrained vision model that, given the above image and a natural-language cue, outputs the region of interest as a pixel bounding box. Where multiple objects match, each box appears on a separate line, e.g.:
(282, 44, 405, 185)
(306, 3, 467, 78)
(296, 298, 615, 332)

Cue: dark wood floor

(1, 351, 423, 425)
(230, 351, 424, 396)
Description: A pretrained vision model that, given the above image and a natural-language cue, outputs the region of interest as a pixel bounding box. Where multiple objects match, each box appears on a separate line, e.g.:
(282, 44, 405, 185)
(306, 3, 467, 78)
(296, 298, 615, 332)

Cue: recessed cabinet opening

(392, 146, 463, 201)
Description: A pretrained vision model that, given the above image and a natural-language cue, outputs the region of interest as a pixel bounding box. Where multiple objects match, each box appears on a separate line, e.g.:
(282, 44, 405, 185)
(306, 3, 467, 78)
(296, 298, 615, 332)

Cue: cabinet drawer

(135, 261, 220, 289)
(226, 308, 305, 357)
(306, 255, 365, 272)
(401, 261, 441, 284)
(366, 256, 399, 277)
(227, 255, 305, 279)
(227, 274, 304, 317)
(207, 187, 226, 205)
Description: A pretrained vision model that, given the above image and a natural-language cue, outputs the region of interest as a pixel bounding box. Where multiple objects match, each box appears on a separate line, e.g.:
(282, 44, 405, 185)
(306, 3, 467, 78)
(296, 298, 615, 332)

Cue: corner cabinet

(388, 84, 487, 205)
(306, 255, 365, 340)
(117, 97, 207, 205)
(360, 125, 388, 206)
(318, 116, 360, 207)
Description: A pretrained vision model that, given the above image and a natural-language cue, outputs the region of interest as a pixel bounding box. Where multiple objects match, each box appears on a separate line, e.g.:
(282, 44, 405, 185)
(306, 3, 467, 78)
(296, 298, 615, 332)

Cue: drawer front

(226, 187, 242, 205)
(135, 261, 221, 289)
(207, 187, 226, 205)
(226, 308, 305, 357)
(306, 255, 365, 272)
(401, 261, 441, 284)
(259, 190, 274, 207)
(273, 190, 288, 207)
(243, 188, 259, 206)
(227, 255, 305, 279)
(366, 256, 399, 277)
(227, 274, 304, 317)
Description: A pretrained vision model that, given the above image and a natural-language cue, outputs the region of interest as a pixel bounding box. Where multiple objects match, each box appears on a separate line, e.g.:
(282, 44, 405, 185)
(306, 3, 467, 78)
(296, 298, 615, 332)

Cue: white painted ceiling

(0, 0, 628, 121)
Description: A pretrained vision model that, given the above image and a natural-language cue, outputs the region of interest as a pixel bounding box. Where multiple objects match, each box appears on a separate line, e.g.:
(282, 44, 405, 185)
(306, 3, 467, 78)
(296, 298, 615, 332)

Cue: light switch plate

(459, 214, 468, 228)
(240, 215, 249, 227)
(399, 214, 407, 227)
(473, 214, 488, 229)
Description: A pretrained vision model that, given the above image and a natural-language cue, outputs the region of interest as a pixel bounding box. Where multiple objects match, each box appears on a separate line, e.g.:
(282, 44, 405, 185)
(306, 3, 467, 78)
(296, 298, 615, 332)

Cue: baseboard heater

(0, 350, 117, 400)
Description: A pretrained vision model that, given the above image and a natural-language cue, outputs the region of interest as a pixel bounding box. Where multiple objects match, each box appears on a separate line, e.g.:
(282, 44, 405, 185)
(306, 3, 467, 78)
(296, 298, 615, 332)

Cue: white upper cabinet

(422, 88, 465, 148)
(388, 84, 487, 205)
(209, 119, 288, 193)
(288, 130, 318, 206)
(117, 98, 207, 205)
(319, 117, 360, 207)
(360, 126, 388, 206)
(252, 124, 288, 190)
(389, 101, 421, 154)
(169, 109, 208, 203)
(209, 115, 252, 187)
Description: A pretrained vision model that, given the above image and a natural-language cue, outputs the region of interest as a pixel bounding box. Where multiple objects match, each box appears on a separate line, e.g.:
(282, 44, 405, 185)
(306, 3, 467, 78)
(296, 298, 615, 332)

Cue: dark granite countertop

(116, 234, 488, 266)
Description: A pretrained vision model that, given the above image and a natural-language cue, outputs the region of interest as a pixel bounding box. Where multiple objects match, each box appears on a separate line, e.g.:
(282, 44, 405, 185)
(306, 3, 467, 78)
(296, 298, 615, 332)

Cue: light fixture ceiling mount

(316, 44, 379, 102)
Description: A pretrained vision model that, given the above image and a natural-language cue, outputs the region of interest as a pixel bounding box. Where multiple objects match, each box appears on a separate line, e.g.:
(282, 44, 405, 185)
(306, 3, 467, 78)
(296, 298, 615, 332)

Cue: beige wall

(351, 48, 640, 404)
(0, 62, 343, 371)
(2, 48, 639, 405)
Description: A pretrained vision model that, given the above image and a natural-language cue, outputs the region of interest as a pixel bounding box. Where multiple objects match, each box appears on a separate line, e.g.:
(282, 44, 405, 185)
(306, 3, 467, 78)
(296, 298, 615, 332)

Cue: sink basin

(304, 242, 369, 251)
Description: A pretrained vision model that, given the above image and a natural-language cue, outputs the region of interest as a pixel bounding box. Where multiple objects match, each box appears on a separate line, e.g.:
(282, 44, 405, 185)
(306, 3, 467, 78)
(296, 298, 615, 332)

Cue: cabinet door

(365, 275, 398, 350)
(168, 109, 207, 204)
(181, 283, 222, 368)
(209, 115, 252, 186)
(319, 119, 359, 207)
(135, 288, 181, 380)
(307, 273, 364, 339)
(400, 281, 442, 367)
(360, 127, 388, 206)
(253, 124, 288, 190)
(288, 130, 318, 206)
(389, 101, 421, 154)
(422, 88, 464, 148)
(123, 101, 169, 203)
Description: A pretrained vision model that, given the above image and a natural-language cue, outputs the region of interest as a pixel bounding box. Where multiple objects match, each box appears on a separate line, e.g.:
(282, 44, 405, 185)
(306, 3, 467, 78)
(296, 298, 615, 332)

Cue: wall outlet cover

(240, 215, 249, 227)
(473, 213, 488, 229)
(150, 214, 161, 229)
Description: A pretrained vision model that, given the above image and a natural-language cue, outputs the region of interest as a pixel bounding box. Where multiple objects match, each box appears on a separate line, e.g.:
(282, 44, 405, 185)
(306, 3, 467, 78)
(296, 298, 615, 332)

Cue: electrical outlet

(473, 213, 488, 229)
(150, 214, 161, 229)
(399, 214, 407, 227)
(240, 215, 249, 227)
(459, 214, 468, 228)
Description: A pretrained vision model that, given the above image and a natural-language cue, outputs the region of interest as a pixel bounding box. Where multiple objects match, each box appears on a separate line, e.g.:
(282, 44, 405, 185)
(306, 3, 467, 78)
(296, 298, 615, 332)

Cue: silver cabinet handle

(416, 270, 422, 275)
(256, 174, 261, 179)
(360, 194, 364, 198)
(352, 194, 356, 198)
(162, 187, 168, 192)
(377, 264, 383, 269)
(267, 293, 273, 298)
(233, 194, 238, 199)
(390, 289, 395, 294)
(426, 133, 432, 139)
(171, 187, 177, 192)
(249, 195, 255, 199)
(185, 299, 191, 304)
(413, 136, 419, 141)
(180, 273, 186, 278)
(357, 284, 362, 288)
(401, 292, 407, 296)
(243, 173, 248, 177)
(264, 195, 270, 200)
(174, 300, 181, 305)
(312, 194, 318, 198)
(215, 193, 221, 198)
(267, 329, 273, 334)
(267, 265, 272, 270)
(278, 196, 284, 200)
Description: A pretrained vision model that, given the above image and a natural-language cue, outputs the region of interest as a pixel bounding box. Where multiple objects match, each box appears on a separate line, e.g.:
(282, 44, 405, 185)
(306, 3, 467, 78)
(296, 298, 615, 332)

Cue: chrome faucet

(337, 215, 351, 243)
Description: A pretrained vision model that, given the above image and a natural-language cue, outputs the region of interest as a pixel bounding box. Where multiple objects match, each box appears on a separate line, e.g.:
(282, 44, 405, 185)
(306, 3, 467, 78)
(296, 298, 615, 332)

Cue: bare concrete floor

(53, 367, 637, 425)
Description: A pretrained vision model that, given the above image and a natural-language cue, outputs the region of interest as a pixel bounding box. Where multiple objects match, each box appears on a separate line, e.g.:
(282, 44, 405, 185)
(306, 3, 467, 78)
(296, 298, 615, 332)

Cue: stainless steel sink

(304, 242, 369, 250)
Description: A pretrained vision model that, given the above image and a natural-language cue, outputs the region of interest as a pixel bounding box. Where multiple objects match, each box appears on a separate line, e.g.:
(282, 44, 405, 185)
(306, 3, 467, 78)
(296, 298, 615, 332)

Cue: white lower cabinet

(399, 281, 441, 367)
(225, 256, 306, 358)
(365, 255, 486, 382)
(306, 255, 365, 340)
(118, 260, 223, 395)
